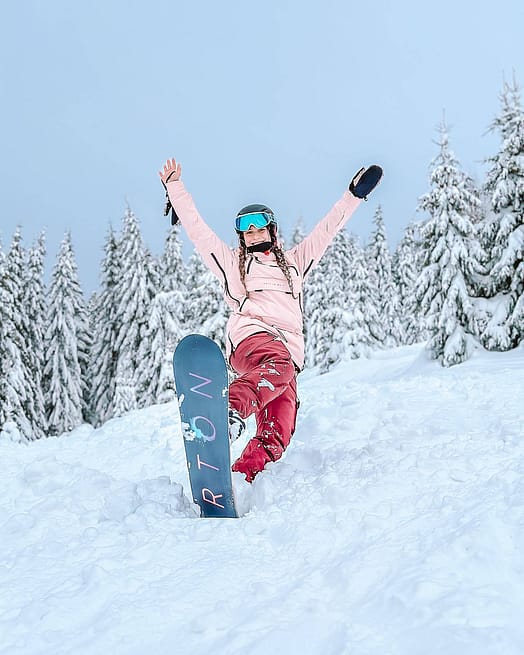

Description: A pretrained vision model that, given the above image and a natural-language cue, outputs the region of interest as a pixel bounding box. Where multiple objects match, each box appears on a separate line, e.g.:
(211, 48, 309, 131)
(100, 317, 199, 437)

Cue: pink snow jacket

(166, 180, 361, 370)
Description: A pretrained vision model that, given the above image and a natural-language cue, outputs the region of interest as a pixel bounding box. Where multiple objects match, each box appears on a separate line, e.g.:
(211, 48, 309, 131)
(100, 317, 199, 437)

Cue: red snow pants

(229, 333, 299, 483)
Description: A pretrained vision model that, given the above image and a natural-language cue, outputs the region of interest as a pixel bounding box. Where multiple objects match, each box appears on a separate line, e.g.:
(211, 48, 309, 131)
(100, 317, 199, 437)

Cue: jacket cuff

(342, 189, 363, 208)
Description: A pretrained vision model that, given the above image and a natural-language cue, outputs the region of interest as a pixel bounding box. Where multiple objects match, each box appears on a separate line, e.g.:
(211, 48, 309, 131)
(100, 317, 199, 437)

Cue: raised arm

(291, 165, 383, 278)
(158, 158, 235, 277)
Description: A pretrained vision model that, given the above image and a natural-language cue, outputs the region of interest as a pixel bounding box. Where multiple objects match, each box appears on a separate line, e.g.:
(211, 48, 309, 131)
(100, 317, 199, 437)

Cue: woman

(159, 158, 382, 482)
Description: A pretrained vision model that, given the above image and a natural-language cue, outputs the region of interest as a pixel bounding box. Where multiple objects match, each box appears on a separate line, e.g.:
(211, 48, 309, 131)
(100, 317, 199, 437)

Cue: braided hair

(238, 224, 296, 298)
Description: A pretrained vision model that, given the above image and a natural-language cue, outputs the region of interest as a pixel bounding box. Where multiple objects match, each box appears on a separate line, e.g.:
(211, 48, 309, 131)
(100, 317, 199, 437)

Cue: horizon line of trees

(1, 80, 522, 442)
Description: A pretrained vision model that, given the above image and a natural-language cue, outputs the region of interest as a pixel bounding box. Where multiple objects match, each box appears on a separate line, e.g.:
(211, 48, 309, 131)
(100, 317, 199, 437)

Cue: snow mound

(1, 344, 524, 654)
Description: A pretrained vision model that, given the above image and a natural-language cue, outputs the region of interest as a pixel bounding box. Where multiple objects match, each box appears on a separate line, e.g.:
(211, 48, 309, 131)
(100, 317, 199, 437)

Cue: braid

(238, 238, 249, 296)
(237, 227, 296, 299)
(273, 244, 296, 298)
(269, 224, 296, 298)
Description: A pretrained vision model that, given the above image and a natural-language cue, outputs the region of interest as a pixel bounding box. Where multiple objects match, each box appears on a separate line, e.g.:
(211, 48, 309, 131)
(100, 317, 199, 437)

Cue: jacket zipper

(211, 253, 241, 308)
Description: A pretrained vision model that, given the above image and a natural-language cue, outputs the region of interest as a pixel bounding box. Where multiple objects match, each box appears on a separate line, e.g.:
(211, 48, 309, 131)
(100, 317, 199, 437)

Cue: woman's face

(243, 225, 270, 247)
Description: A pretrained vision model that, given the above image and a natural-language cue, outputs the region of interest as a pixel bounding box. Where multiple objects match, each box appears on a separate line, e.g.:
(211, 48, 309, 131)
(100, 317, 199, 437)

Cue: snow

(1, 343, 524, 654)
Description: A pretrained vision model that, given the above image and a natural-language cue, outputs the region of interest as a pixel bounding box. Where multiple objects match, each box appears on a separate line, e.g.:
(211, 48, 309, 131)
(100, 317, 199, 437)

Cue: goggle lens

(235, 212, 272, 232)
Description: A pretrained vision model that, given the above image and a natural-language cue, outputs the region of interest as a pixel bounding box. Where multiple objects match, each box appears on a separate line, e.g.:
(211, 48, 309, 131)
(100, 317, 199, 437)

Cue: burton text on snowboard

(173, 334, 237, 518)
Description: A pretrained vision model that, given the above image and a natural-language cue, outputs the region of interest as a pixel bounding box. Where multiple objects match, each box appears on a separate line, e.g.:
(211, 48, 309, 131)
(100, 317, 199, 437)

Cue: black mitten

(349, 165, 383, 200)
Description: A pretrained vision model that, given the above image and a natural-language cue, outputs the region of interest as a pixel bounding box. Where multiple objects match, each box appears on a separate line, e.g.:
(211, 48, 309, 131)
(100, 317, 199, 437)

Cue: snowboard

(173, 334, 237, 518)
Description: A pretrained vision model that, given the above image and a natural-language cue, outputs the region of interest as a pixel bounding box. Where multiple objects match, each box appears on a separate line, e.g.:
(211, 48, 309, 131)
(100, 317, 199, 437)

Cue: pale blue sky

(1, 0, 523, 292)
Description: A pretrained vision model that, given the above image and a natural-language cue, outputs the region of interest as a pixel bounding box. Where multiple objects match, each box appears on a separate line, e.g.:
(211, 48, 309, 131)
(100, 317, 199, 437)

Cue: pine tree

(350, 236, 383, 353)
(185, 249, 209, 331)
(44, 233, 86, 435)
(415, 122, 482, 366)
(134, 248, 162, 408)
(305, 230, 354, 371)
(200, 269, 229, 350)
(88, 228, 121, 426)
(341, 234, 374, 359)
(137, 291, 180, 405)
(305, 230, 381, 368)
(112, 208, 156, 416)
(393, 222, 425, 344)
(186, 249, 229, 350)
(289, 216, 306, 247)
(367, 206, 402, 346)
(304, 251, 333, 369)
(84, 291, 98, 424)
(480, 79, 524, 349)
(21, 233, 48, 438)
(136, 226, 186, 406)
(321, 234, 348, 370)
(76, 291, 91, 423)
(0, 229, 32, 440)
(161, 225, 187, 294)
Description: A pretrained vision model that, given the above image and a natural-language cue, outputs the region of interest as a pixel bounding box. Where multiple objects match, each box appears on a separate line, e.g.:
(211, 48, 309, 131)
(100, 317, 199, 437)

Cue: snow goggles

(235, 212, 273, 233)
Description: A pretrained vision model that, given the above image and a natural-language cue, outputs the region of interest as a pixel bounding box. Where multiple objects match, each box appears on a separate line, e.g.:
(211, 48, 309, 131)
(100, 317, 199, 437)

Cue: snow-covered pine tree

(349, 235, 383, 353)
(112, 208, 156, 416)
(134, 248, 162, 408)
(304, 250, 332, 369)
(480, 79, 524, 349)
(160, 225, 187, 295)
(415, 121, 482, 366)
(367, 206, 402, 347)
(341, 234, 374, 359)
(186, 249, 229, 350)
(185, 249, 208, 331)
(21, 233, 48, 438)
(364, 249, 386, 347)
(76, 290, 91, 424)
(88, 228, 121, 426)
(84, 291, 98, 425)
(304, 230, 354, 371)
(136, 226, 187, 406)
(44, 233, 86, 435)
(289, 216, 306, 247)
(393, 221, 426, 344)
(0, 229, 32, 440)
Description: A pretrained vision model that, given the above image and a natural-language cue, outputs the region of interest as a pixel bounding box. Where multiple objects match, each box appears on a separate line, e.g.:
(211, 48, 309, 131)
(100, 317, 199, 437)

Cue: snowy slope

(1, 343, 524, 655)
